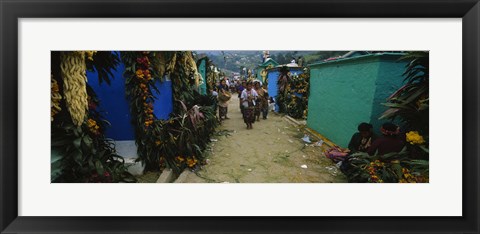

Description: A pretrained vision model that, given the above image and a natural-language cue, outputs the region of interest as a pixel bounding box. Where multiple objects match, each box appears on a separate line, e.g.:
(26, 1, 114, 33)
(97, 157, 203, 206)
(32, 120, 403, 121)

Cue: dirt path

(182, 95, 347, 183)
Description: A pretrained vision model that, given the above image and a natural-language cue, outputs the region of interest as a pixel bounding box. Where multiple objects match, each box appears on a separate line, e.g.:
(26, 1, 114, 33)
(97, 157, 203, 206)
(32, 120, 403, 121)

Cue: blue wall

(86, 52, 173, 141)
(87, 62, 134, 141)
(266, 70, 280, 98)
(266, 67, 303, 111)
(153, 78, 174, 120)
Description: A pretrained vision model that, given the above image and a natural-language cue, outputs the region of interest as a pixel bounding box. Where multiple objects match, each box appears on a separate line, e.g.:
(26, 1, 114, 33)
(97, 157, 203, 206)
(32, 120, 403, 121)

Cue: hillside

(195, 50, 349, 75)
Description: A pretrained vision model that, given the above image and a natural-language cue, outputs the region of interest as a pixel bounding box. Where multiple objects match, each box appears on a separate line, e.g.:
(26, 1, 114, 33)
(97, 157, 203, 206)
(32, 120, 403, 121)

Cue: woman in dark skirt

(240, 81, 258, 129)
(217, 79, 230, 120)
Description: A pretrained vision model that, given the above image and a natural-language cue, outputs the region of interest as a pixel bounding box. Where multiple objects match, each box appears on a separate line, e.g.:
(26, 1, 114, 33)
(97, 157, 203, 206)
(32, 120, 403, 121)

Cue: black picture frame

(1, 0, 478, 233)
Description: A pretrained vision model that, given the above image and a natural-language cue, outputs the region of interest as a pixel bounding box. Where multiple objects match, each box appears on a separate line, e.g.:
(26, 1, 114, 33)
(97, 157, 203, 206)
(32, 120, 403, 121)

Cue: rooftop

(308, 52, 406, 68)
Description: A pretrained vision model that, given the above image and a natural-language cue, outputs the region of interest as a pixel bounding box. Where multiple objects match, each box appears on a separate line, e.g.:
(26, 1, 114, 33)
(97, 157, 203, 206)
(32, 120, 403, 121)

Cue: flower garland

(51, 74, 62, 121)
(122, 52, 162, 170)
(123, 51, 219, 173)
(135, 53, 155, 128)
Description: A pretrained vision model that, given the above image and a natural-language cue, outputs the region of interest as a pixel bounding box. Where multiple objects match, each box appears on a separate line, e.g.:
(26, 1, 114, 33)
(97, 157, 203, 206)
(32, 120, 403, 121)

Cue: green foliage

(170, 52, 196, 112)
(342, 149, 429, 183)
(51, 116, 136, 183)
(86, 51, 120, 85)
(153, 100, 218, 174)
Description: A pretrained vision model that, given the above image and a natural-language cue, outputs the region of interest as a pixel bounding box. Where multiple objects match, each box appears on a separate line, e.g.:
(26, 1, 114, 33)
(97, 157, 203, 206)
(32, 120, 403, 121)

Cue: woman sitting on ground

(348, 122, 377, 153)
(367, 122, 405, 156)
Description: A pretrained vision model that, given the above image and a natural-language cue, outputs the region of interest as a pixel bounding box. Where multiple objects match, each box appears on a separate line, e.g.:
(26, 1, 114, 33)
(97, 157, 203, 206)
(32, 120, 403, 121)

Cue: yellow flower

(176, 156, 185, 162)
(406, 131, 426, 145)
(155, 140, 161, 146)
(87, 118, 97, 128)
(85, 51, 97, 61)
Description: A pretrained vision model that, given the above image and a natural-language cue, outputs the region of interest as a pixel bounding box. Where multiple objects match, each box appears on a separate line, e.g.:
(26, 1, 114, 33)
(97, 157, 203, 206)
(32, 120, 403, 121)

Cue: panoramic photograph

(51, 50, 429, 183)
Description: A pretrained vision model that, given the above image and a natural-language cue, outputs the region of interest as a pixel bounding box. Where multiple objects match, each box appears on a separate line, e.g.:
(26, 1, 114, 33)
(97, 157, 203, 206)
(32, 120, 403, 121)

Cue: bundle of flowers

(276, 68, 310, 119)
(341, 131, 429, 183)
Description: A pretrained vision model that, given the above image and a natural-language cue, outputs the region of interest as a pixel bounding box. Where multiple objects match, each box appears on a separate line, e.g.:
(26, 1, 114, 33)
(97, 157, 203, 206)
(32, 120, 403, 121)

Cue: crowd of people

(211, 77, 271, 130)
(213, 76, 405, 161)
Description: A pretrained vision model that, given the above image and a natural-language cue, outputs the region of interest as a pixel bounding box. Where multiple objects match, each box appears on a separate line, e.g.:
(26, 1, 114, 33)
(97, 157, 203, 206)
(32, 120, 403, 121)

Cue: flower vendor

(348, 122, 377, 153)
(367, 122, 405, 156)
(253, 81, 269, 121)
(217, 78, 231, 120)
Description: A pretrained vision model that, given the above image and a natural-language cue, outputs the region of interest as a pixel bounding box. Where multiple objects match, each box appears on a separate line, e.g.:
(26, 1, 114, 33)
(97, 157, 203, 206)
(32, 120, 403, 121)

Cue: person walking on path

(217, 79, 231, 120)
(254, 81, 269, 121)
(237, 80, 246, 116)
(241, 81, 258, 129)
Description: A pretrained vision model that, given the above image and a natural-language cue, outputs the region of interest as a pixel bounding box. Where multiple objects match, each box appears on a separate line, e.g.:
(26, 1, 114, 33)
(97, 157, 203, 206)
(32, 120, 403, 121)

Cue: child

(268, 97, 275, 112)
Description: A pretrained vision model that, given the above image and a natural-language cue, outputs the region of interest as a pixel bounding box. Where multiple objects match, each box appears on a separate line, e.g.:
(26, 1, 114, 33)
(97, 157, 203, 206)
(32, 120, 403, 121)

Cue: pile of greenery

(276, 67, 310, 119)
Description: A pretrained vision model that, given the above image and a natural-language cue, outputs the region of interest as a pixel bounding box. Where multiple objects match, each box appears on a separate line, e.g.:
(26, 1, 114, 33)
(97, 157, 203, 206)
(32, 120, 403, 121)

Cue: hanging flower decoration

(135, 54, 155, 128)
(122, 51, 219, 173)
(51, 74, 62, 121)
(121, 51, 162, 170)
(60, 51, 89, 127)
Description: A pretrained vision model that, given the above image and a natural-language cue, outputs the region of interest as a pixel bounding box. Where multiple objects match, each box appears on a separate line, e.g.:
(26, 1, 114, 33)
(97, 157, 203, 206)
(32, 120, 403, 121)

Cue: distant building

(256, 58, 280, 83)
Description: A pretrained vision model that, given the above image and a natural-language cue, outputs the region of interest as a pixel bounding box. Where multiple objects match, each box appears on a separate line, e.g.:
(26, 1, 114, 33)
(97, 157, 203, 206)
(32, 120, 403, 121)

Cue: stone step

(156, 168, 175, 183)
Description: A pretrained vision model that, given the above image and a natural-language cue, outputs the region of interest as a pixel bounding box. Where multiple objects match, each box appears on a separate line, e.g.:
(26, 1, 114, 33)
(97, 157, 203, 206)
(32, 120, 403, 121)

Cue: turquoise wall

(198, 59, 207, 95)
(307, 54, 406, 147)
(370, 56, 409, 134)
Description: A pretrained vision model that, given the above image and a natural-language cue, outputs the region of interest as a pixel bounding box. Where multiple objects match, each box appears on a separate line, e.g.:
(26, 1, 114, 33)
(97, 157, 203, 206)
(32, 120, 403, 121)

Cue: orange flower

(186, 157, 198, 168)
(136, 69, 145, 78)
